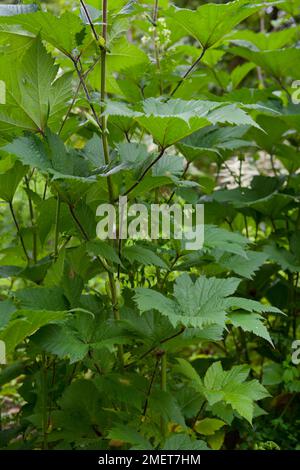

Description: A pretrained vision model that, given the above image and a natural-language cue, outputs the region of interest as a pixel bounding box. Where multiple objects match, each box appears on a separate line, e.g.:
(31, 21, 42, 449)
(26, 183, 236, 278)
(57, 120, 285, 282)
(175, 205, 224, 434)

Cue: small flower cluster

(141, 17, 171, 49)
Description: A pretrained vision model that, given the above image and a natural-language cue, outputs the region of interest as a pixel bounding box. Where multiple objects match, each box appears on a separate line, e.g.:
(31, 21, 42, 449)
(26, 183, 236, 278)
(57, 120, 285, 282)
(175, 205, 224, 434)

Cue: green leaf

(213, 176, 294, 218)
(108, 37, 149, 72)
(229, 28, 298, 50)
(0, 300, 16, 329)
(263, 243, 300, 272)
(56, 379, 103, 437)
(177, 125, 252, 161)
(0, 24, 35, 57)
(86, 240, 122, 265)
(4, 132, 90, 178)
(136, 99, 259, 147)
(0, 159, 26, 202)
(15, 287, 67, 311)
(107, 425, 151, 449)
(0, 11, 87, 56)
(228, 312, 273, 344)
(0, 36, 71, 134)
(135, 273, 241, 328)
(32, 323, 89, 364)
(0, 309, 66, 353)
(204, 225, 249, 258)
(149, 389, 186, 427)
(218, 251, 268, 279)
(203, 361, 269, 423)
(225, 297, 282, 315)
(232, 47, 300, 79)
(174, 358, 203, 387)
(162, 434, 208, 450)
(194, 418, 225, 436)
(106, 98, 259, 148)
(32, 313, 131, 364)
(4, 135, 50, 171)
(123, 245, 167, 269)
(169, 1, 264, 49)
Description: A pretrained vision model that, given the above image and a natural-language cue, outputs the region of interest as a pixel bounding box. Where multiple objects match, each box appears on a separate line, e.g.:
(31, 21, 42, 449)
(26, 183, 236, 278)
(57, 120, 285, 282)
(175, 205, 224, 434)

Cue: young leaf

(203, 361, 269, 423)
(194, 418, 225, 436)
(135, 273, 241, 328)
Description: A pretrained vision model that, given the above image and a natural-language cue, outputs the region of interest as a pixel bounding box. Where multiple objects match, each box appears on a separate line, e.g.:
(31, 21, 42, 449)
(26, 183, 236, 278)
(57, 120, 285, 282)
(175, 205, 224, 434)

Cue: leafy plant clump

(0, 0, 299, 451)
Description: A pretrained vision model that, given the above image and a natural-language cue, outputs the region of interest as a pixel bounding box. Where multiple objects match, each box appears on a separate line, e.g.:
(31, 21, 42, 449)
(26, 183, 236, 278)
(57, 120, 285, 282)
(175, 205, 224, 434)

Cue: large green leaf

(169, 0, 264, 49)
(4, 132, 93, 182)
(228, 28, 298, 50)
(0, 36, 72, 135)
(134, 273, 241, 328)
(177, 125, 253, 161)
(0, 11, 87, 56)
(0, 23, 35, 56)
(107, 98, 259, 148)
(232, 47, 300, 79)
(0, 309, 66, 353)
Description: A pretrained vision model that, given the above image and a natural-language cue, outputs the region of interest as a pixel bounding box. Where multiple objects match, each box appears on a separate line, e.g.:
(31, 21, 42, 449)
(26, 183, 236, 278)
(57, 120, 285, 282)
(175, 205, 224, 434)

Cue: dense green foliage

(0, 0, 299, 450)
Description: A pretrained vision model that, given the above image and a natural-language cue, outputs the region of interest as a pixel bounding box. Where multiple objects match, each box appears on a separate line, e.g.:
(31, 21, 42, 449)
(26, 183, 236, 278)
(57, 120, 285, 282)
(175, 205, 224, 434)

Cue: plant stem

(8, 200, 30, 263)
(152, 0, 162, 94)
(41, 352, 48, 450)
(168, 48, 206, 99)
(142, 357, 160, 419)
(24, 175, 37, 263)
(160, 352, 167, 437)
(68, 204, 111, 272)
(120, 147, 165, 199)
(161, 352, 167, 392)
(54, 196, 61, 260)
(73, 58, 102, 129)
(100, 0, 124, 370)
(59, 80, 81, 135)
(43, 178, 48, 200)
(80, 0, 100, 43)
(167, 161, 191, 204)
(100, 0, 115, 203)
(125, 326, 185, 369)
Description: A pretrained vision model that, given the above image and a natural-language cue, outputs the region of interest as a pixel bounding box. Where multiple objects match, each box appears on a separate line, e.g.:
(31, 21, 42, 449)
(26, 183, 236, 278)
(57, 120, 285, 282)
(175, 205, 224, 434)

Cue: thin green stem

(141, 357, 160, 419)
(152, 0, 162, 94)
(54, 196, 61, 260)
(168, 48, 206, 100)
(41, 352, 48, 450)
(167, 161, 190, 204)
(120, 147, 165, 200)
(80, 0, 100, 43)
(8, 200, 30, 263)
(73, 58, 103, 129)
(24, 175, 37, 263)
(59, 80, 81, 135)
(160, 352, 167, 437)
(100, 0, 124, 371)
